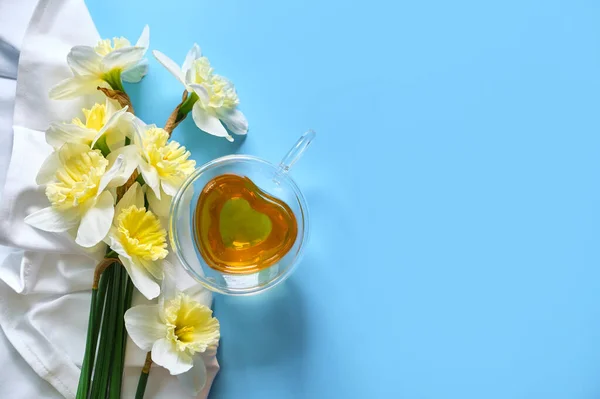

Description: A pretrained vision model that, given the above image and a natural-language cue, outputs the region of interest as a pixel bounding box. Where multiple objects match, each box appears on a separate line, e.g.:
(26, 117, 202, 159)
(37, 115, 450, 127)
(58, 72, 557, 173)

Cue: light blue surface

(88, 1, 600, 398)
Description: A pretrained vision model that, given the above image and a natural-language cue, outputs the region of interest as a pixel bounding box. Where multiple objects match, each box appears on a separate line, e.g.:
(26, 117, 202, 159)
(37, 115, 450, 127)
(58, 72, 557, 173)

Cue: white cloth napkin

(0, 0, 219, 397)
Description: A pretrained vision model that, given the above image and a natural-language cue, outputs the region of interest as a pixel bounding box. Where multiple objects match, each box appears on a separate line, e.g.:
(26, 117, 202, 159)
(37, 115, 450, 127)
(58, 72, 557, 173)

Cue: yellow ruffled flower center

(188, 58, 239, 111)
(116, 205, 168, 261)
(209, 75, 239, 110)
(142, 128, 196, 180)
(95, 37, 131, 56)
(46, 146, 107, 212)
(71, 103, 107, 131)
(164, 293, 220, 354)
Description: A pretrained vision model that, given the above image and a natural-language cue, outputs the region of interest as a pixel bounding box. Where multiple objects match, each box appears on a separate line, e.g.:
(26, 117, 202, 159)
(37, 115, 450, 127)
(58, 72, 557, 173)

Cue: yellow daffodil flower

(153, 44, 248, 142)
(45, 99, 131, 152)
(125, 271, 219, 394)
(49, 26, 150, 100)
(24, 142, 131, 247)
(104, 182, 168, 299)
(130, 117, 196, 216)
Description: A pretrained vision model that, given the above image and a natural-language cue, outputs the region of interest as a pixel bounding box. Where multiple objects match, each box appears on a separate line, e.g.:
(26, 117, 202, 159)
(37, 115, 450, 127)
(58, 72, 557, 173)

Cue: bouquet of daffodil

(23, 26, 248, 398)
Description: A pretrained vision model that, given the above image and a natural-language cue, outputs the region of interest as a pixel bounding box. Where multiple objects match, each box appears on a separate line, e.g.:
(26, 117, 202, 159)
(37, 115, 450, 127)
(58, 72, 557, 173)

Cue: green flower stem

(135, 353, 153, 399)
(90, 262, 121, 399)
(103, 70, 125, 92)
(109, 271, 132, 398)
(76, 289, 97, 399)
(121, 279, 134, 366)
(176, 92, 199, 122)
(135, 174, 146, 186)
(76, 262, 114, 399)
(93, 135, 111, 157)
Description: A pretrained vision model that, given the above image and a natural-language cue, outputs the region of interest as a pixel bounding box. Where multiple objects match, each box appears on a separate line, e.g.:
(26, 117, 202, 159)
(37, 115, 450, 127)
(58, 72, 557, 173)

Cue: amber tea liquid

(194, 174, 298, 274)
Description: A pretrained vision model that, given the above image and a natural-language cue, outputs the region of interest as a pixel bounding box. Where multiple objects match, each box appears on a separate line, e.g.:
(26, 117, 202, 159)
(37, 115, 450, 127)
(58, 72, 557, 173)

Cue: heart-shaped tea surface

(194, 174, 298, 274)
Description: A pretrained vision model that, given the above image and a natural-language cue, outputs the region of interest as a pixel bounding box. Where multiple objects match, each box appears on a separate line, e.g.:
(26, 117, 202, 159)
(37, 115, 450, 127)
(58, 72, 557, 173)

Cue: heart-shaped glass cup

(169, 130, 314, 295)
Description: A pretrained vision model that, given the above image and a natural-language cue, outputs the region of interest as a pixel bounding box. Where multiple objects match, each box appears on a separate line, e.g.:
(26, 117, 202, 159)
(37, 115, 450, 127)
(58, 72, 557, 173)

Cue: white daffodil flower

(131, 118, 195, 209)
(104, 182, 168, 299)
(45, 99, 131, 152)
(50, 25, 150, 100)
(125, 271, 219, 394)
(24, 143, 131, 247)
(153, 44, 248, 142)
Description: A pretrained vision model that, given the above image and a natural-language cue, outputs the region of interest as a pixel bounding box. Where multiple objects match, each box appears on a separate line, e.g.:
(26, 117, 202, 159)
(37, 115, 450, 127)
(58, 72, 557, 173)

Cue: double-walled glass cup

(169, 131, 315, 295)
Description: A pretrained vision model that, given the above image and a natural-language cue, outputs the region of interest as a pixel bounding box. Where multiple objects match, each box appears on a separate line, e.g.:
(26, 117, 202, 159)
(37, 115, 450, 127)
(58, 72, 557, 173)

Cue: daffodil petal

(115, 182, 143, 216)
(121, 256, 160, 300)
(182, 43, 201, 74)
(91, 106, 128, 147)
(49, 75, 107, 100)
(105, 227, 128, 257)
(188, 83, 209, 105)
(135, 25, 150, 49)
(36, 151, 60, 185)
(97, 155, 125, 194)
(106, 146, 139, 187)
(46, 123, 95, 148)
(183, 284, 213, 308)
(217, 108, 248, 135)
(151, 338, 193, 375)
(139, 258, 164, 281)
(122, 59, 149, 83)
(139, 161, 161, 199)
(75, 190, 114, 247)
(103, 46, 146, 71)
(124, 304, 166, 351)
(191, 103, 232, 141)
(67, 46, 102, 75)
(158, 263, 177, 321)
(147, 186, 171, 217)
(176, 356, 207, 396)
(24, 207, 79, 232)
(160, 180, 180, 197)
(152, 50, 186, 86)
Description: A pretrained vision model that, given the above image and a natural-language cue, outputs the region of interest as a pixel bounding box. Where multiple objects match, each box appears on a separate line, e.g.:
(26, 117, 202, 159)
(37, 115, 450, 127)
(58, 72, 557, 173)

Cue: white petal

(46, 123, 95, 148)
(49, 76, 107, 100)
(104, 230, 131, 259)
(139, 161, 161, 199)
(97, 155, 125, 194)
(122, 59, 149, 83)
(115, 181, 143, 216)
(161, 180, 182, 197)
(67, 46, 102, 75)
(192, 103, 233, 141)
(35, 151, 60, 185)
(135, 25, 150, 49)
(182, 43, 201, 74)
(152, 50, 185, 86)
(105, 130, 126, 151)
(158, 260, 177, 320)
(103, 47, 146, 71)
(75, 191, 114, 247)
(147, 186, 171, 217)
(151, 338, 193, 375)
(24, 207, 79, 232)
(121, 256, 160, 300)
(183, 284, 213, 308)
(106, 146, 140, 187)
(91, 106, 128, 147)
(139, 258, 164, 280)
(218, 108, 248, 135)
(124, 304, 166, 351)
(188, 83, 209, 105)
(176, 356, 207, 396)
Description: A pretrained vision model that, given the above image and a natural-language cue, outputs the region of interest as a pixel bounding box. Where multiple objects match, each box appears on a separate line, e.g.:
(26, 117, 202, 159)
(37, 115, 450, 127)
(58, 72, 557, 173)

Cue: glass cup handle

(277, 129, 316, 175)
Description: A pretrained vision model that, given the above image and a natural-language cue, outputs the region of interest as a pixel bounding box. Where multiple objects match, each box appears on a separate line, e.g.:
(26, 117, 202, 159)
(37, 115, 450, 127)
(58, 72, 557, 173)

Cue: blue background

(88, 1, 600, 398)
